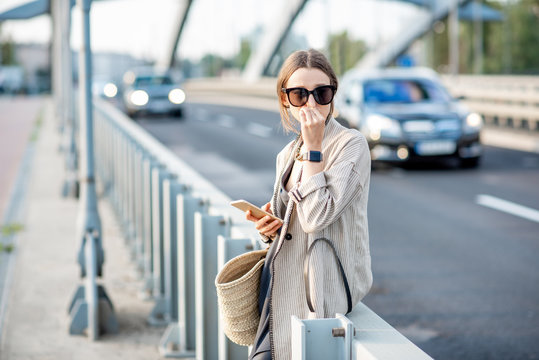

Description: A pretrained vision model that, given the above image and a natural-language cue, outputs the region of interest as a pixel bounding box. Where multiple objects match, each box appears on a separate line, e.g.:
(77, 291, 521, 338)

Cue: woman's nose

(306, 93, 316, 107)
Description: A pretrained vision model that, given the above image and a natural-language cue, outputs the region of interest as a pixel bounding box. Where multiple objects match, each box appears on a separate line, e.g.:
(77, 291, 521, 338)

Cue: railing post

(140, 156, 157, 299)
(159, 193, 206, 357)
(126, 137, 137, 256)
(162, 175, 183, 322)
(68, 231, 119, 339)
(148, 164, 169, 326)
(195, 212, 230, 360)
(217, 236, 258, 360)
(133, 146, 146, 276)
(291, 314, 354, 360)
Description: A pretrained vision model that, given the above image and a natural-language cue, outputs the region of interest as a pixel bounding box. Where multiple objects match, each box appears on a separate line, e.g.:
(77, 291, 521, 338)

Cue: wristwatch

(298, 150, 323, 162)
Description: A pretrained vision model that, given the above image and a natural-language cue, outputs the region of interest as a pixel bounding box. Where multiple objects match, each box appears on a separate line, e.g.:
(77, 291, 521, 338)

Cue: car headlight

(168, 88, 186, 104)
(364, 114, 402, 140)
(130, 90, 149, 106)
(103, 83, 118, 98)
(464, 112, 483, 133)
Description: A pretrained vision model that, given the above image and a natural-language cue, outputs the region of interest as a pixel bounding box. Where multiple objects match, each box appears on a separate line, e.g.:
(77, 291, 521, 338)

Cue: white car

(122, 70, 186, 118)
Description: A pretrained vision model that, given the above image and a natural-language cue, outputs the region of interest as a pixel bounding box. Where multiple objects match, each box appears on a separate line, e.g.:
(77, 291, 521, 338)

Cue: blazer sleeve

(288, 135, 370, 234)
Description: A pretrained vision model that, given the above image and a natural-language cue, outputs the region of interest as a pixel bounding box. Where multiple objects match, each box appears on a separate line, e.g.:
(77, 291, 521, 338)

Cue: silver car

(336, 67, 482, 168)
(122, 70, 186, 118)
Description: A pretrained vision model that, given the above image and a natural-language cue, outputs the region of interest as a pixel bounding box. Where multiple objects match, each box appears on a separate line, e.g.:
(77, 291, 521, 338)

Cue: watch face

(299, 150, 322, 162)
(310, 151, 322, 162)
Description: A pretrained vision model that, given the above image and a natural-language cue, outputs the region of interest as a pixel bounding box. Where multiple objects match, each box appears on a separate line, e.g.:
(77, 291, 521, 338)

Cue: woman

(246, 49, 372, 360)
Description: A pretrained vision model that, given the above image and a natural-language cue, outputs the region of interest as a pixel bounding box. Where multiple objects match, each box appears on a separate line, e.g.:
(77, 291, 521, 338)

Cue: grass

(0, 223, 23, 254)
(29, 109, 44, 142)
(1, 222, 24, 237)
(0, 243, 14, 253)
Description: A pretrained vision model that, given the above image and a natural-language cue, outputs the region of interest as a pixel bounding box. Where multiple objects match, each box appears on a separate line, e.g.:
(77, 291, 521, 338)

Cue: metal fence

(441, 75, 539, 131)
(92, 97, 431, 359)
(185, 75, 539, 133)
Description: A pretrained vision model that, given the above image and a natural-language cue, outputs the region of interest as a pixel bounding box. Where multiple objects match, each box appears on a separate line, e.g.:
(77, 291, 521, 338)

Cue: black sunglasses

(281, 85, 336, 107)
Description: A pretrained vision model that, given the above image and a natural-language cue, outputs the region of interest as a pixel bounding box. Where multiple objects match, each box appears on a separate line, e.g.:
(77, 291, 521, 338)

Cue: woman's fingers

(255, 215, 273, 230)
(262, 202, 272, 214)
(300, 107, 325, 147)
(246, 210, 260, 222)
(260, 219, 282, 236)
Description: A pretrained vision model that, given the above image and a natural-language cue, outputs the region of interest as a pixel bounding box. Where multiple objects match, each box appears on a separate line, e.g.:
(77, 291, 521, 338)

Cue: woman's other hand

(299, 104, 324, 150)
(246, 202, 282, 237)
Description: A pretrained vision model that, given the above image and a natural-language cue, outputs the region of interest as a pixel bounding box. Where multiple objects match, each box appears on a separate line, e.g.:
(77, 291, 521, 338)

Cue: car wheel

(171, 109, 183, 118)
(459, 157, 480, 168)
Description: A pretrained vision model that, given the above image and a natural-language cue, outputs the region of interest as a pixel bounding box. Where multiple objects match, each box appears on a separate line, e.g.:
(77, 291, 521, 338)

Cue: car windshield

(134, 75, 173, 87)
(363, 79, 451, 104)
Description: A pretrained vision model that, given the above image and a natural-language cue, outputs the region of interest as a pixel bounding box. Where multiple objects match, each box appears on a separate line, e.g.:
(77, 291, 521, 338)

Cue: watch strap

(299, 150, 323, 162)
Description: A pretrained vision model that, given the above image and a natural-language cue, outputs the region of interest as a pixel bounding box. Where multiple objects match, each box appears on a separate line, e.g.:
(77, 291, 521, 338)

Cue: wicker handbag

(215, 248, 268, 346)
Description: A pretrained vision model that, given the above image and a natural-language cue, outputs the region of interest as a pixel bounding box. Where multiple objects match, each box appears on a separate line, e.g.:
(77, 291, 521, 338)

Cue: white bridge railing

(185, 74, 539, 132)
(93, 97, 432, 359)
(442, 75, 539, 131)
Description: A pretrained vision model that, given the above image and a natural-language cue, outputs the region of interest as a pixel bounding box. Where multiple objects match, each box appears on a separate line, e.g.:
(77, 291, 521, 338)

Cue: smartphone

(230, 200, 282, 224)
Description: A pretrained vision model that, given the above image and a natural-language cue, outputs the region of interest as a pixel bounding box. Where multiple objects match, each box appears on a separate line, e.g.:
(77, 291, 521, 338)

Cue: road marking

(217, 115, 235, 128)
(476, 194, 539, 223)
(247, 123, 272, 138)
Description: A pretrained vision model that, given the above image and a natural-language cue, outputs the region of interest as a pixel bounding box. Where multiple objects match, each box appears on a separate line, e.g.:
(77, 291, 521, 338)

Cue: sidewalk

(0, 98, 162, 359)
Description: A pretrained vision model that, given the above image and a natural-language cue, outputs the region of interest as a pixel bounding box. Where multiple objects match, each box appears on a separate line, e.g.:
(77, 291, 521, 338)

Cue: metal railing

(442, 75, 539, 131)
(92, 97, 432, 359)
(185, 75, 539, 133)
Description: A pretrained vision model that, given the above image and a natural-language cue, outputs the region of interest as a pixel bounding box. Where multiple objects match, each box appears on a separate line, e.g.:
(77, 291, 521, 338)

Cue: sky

(0, 0, 423, 63)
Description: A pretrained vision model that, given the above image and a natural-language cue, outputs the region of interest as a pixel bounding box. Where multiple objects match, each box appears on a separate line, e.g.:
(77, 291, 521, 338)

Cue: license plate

(151, 101, 169, 112)
(415, 140, 456, 156)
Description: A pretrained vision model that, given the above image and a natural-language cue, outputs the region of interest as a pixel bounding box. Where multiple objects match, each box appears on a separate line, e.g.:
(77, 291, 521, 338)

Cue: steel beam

(161, 0, 194, 69)
(356, 0, 472, 70)
(243, 0, 309, 82)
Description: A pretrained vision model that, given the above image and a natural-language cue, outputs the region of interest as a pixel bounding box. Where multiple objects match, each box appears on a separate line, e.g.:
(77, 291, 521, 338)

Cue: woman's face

(283, 67, 332, 123)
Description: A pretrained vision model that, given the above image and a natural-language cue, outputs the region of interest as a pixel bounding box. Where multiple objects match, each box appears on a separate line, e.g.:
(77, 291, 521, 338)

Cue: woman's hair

(276, 49, 338, 133)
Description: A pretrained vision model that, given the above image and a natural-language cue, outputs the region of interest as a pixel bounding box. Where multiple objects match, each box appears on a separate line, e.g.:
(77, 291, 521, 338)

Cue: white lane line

(217, 114, 235, 128)
(247, 123, 273, 138)
(476, 194, 539, 223)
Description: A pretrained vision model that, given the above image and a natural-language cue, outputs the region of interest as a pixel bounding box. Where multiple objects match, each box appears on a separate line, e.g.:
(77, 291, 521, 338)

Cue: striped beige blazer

(267, 117, 372, 360)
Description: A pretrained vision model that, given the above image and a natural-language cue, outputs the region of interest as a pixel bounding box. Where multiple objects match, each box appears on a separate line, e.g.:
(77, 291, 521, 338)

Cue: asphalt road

(136, 102, 539, 360)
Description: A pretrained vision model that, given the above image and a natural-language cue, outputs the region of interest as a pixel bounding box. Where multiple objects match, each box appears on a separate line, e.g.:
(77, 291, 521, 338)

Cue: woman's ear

(281, 93, 290, 108)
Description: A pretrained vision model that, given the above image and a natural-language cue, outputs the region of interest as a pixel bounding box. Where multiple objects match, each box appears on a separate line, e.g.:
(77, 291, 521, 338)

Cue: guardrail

(92, 97, 432, 359)
(185, 75, 539, 132)
(442, 75, 539, 131)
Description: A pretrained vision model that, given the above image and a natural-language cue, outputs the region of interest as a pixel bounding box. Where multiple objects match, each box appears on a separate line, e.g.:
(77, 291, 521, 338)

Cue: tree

(235, 38, 251, 71)
(430, 0, 539, 74)
(505, 0, 539, 73)
(0, 25, 17, 65)
(327, 31, 367, 76)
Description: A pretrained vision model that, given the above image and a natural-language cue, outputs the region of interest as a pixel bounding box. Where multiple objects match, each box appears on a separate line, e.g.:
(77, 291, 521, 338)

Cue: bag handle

(303, 237, 352, 314)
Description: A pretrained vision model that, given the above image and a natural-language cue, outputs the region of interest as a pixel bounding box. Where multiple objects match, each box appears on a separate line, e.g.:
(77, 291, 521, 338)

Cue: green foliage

(29, 110, 44, 142)
(506, 0, 539, 73)
(199, 53, 236, 77)
(431, 0, 539, 74)
(327, 31, 367, 76)
(1, 223, 24, 237)
(1, 37, 17, 65)
(236, 38, 252, 71)
(0, 243, 14, 253)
